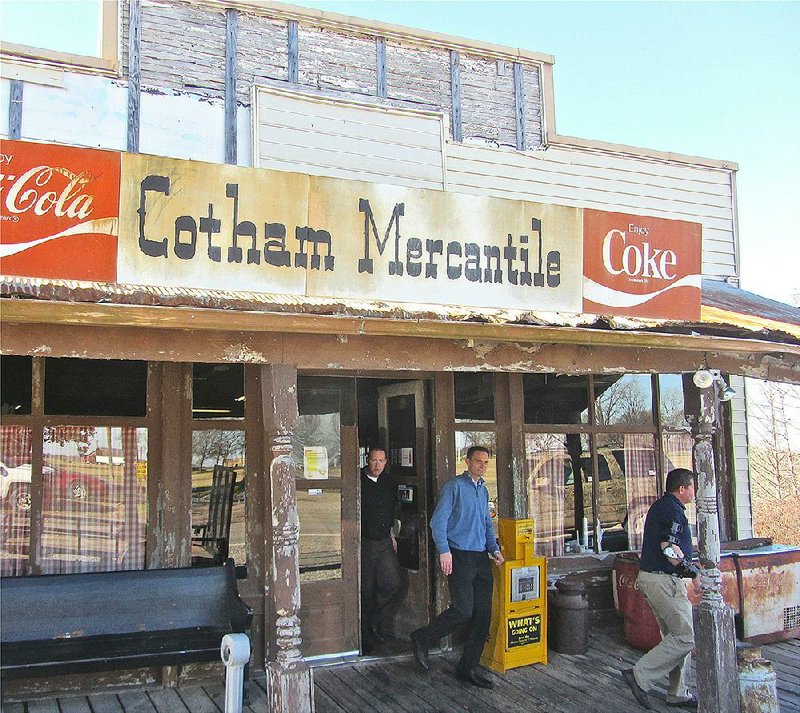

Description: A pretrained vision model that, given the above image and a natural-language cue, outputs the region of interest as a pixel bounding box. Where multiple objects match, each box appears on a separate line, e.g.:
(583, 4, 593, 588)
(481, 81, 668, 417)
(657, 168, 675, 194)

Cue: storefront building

(2, 0, 799, 704)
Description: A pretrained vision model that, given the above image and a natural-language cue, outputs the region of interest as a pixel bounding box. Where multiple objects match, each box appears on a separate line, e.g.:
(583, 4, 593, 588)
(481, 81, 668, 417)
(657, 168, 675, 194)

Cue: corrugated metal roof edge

(2, 275, 799, 349)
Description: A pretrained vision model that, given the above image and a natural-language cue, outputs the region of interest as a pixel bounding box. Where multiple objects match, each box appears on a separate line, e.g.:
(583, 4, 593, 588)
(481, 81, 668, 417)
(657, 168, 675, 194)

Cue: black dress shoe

(666, 695, 698, 708)
(410, 629, 429, 671)
(456, 668, 495, 689)
(621, 668, 652, 709)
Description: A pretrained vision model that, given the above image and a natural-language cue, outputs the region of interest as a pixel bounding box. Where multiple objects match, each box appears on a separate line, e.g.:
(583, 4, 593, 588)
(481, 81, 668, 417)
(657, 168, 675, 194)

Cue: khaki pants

(633, 570, 695, 701)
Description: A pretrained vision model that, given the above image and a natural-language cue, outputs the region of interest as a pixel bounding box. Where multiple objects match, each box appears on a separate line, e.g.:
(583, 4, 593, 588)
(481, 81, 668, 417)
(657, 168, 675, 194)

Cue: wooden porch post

(683, 375, 739, 713)
(261, 364, 314, 713)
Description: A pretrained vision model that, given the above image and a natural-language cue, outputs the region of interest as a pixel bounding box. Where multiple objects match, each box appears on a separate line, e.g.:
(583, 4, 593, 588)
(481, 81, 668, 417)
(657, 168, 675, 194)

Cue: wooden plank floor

(3, 624, 798, 712)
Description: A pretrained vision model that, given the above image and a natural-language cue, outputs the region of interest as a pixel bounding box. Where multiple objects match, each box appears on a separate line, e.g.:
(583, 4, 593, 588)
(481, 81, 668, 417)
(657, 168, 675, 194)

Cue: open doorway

(357, 378, 433, 656)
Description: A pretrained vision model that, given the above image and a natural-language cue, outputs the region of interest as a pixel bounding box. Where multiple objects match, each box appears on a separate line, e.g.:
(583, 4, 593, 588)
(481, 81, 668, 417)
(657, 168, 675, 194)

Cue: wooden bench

(0, 559, 252, 680)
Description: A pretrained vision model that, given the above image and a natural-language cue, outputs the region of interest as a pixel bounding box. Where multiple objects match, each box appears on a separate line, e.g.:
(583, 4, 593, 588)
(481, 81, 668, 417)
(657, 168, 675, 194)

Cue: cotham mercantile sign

(1, 140, 702, 320)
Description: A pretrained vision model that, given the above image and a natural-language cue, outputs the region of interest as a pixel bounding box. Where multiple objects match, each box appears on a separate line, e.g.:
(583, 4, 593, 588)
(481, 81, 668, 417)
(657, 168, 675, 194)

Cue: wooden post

(684, 375, 740, 713)
(261, 364, 314, 713)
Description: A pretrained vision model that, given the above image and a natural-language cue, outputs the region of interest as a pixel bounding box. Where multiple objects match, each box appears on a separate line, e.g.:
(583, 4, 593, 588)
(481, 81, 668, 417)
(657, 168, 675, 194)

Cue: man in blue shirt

(410, 446, 504, 689)
(622, 467, 698, 710)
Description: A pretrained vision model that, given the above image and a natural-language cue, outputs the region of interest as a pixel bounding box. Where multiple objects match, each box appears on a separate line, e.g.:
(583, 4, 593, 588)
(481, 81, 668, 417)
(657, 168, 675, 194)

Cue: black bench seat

(0, 559, 252, 679)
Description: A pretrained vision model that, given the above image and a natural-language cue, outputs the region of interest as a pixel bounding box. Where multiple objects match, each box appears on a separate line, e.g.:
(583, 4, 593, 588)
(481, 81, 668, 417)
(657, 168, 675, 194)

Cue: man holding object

(622, 467, 698, 710)
(410, 446, 504, 689)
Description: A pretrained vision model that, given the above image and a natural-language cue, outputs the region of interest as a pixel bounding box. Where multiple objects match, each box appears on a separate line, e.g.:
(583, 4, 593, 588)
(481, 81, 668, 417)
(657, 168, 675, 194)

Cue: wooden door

(296, 376, 359, 657)
(377, 380, 431, 640)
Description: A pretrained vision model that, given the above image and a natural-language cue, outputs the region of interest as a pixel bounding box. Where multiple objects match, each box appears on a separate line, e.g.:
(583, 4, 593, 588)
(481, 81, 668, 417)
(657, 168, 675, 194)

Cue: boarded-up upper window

(253, 87, 445, 191)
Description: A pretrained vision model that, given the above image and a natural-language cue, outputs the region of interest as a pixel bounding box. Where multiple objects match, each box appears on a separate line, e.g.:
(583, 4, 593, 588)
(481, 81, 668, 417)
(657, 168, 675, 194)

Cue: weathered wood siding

(118, 0, 544, 148)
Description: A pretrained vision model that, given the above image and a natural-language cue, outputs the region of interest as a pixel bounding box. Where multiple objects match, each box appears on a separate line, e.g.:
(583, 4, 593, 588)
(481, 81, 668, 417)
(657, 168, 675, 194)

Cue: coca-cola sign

(0, 140, 120, 281)
(583, 209, 702, 320)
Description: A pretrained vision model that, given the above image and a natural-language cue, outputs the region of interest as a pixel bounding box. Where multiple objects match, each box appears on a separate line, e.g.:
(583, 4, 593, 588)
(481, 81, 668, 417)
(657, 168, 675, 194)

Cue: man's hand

(490, 551, 504, 566)
(661, 541, 685, 566)
(391, 535, 397, 553)
(440, 552, 453, 576)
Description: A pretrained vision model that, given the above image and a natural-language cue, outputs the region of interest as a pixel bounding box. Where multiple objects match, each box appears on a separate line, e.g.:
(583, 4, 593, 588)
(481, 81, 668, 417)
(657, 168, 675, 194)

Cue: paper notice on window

(304, 446, 329, 479)
(400, 448, 413, 467)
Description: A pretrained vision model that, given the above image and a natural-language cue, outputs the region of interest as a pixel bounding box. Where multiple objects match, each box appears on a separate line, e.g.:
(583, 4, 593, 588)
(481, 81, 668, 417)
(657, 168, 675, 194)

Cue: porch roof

(2, 276, 799, 366)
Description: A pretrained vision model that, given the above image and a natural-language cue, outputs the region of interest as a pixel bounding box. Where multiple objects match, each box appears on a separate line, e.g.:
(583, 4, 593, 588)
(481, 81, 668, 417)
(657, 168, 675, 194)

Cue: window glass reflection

(659, 374, 690, 429)
(294, 385, 341, 480)
(191, 430, 245, 566)
(595, 433, 658, 551)
(0, 426, 33, 576)
(297, 489, 342, 581)
(40, 426, 148, 574)
(662, 430, 697, 543)
(455, 431, 498, 514)
(526, 433, 569, 557)
(594, 374, 654, 427)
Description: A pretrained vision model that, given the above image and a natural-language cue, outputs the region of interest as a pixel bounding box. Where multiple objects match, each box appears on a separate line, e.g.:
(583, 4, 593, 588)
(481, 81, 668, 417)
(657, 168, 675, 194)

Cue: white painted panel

(729, 376, 753, 538)
(254, 87, 445, 190)
(19, 74, 127, 150)
(140, 90, 225, 164)
(237, 104, 252, 167)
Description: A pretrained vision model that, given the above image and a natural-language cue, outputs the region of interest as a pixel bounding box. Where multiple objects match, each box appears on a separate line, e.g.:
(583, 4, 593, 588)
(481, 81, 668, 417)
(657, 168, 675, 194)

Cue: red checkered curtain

(0, 426, 33, 576)
(662, 431, 697, 540)
(40, 427, 147, 574)
(624, 434, 657, 550)
(527, 435, 566, 557)
(120, 427, 146, 571)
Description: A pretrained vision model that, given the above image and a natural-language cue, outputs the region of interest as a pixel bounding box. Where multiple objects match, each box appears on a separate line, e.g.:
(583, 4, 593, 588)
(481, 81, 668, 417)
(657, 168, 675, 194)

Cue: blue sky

(2, 0, 798, 305)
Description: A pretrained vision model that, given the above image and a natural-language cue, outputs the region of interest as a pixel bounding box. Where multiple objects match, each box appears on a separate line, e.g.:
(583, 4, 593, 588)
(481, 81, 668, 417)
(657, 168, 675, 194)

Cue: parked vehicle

(0, 460, 110, 511)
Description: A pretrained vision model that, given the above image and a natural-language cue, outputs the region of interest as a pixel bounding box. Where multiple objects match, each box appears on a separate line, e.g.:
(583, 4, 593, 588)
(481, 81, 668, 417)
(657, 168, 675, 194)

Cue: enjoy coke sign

(0, 139, 120, 281)
(583, 209, 702, 320)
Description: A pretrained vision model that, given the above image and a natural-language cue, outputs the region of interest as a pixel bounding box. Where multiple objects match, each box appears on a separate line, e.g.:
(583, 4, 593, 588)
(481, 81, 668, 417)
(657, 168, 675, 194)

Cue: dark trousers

(415, 548, 493, 673)
(361, 538, 401, 644)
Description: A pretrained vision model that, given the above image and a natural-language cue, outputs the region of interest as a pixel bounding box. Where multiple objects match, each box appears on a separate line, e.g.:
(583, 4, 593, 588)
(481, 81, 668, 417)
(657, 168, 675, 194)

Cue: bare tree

(748, 380, 800, 499)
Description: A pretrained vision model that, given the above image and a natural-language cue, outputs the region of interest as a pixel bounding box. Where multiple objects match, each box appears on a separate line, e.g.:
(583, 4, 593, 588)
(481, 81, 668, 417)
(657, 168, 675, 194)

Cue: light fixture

(692, 370, 737, 400)
(693, 370, 714, 389)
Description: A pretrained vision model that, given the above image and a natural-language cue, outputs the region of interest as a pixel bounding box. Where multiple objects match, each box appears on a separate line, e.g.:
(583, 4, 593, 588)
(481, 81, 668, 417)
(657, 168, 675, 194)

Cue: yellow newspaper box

(481, 518, 547, 672)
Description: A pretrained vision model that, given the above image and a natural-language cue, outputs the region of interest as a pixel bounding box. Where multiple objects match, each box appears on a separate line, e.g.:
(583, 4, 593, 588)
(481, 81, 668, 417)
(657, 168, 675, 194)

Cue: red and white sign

(0, 139, 120, 282)
(582, 209, 702, 320)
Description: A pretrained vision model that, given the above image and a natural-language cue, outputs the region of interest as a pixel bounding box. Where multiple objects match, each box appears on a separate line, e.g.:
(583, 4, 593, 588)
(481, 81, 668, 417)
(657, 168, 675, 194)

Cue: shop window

(39, 426, 147, 575)
(297, 490, 342, 582)
(661, 429, 697, 541)
(593, 374, 653, 427)
(1, 356, 32, 415)
(526, 433, 591, 556)
(454, 373, 495, 422)
(192, 364, 244, 419)
(659, 374, 691, 430)
(295, 379, 343, 581)
(0, 425, 33, 576)
(523, 374, 589, 425)
(455, 431, 498, 515)
(595, 434, 658, 551)
(191, 430, 245, 567)
(44, 358, 147, 417)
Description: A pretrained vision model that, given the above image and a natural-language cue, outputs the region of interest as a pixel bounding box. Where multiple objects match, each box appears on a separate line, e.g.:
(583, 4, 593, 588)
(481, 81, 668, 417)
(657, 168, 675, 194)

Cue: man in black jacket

(622, 467, 698, 710)
(360, 447, 401, 653)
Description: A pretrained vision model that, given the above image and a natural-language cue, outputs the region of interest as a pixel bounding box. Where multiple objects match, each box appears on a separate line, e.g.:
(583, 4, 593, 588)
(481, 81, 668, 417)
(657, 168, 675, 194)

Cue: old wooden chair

(192, 465, 237, 566)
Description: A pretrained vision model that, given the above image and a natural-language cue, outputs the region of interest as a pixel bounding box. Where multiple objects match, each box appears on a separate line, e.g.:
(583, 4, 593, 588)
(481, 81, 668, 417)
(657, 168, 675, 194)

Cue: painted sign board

(583, 209, 702, 320)
(0, 141, 120, 281)
(1, 139, 703, 321)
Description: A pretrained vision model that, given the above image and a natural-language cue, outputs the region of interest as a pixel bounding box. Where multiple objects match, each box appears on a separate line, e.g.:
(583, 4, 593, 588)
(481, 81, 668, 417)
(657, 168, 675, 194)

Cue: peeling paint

(223, 344, 266, 362)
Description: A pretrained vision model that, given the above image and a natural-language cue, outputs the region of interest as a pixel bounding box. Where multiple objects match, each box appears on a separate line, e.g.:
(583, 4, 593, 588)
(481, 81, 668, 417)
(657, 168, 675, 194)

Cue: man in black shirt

(360, 447, 401, 653)
(622, 467, 698, 710)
